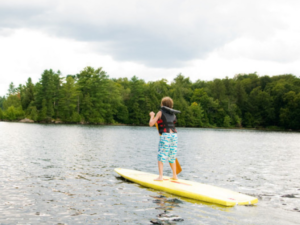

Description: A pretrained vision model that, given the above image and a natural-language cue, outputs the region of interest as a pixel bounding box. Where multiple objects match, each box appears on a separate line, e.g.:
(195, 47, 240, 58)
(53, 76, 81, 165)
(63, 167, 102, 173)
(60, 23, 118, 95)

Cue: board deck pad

(115, 168, 258, 207)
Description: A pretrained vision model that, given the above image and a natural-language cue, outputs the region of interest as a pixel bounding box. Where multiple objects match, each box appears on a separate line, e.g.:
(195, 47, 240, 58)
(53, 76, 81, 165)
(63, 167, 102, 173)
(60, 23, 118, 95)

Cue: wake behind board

(115, 168, 258, 207)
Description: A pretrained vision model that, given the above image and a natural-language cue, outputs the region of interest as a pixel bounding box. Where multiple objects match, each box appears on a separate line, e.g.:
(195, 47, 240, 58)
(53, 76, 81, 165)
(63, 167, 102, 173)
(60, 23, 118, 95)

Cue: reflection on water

(0, 122, 300, 224)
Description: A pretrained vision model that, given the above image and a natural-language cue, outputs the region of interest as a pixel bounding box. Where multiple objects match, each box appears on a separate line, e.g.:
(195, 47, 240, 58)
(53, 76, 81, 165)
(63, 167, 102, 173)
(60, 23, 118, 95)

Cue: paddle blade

(175, 158, 182, 174)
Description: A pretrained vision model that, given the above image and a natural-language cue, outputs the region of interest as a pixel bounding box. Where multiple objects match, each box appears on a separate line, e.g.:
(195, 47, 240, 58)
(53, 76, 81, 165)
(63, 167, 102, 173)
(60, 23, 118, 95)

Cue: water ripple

(0, 122, 300, 224)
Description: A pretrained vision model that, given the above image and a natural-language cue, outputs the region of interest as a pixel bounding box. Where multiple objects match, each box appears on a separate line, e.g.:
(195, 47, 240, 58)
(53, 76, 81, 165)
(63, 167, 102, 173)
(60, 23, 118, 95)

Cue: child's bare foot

(171, 176, 178, 180)
(154, 176, 163, 181)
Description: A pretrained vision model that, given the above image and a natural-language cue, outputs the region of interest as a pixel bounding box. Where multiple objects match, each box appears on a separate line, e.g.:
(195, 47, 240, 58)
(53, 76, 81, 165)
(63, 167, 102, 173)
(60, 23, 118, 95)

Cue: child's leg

(168, 133, 178, 179)
(154, 161, 164, 181)
(169, 161, 177, 180)
(155, 134, 169, 181)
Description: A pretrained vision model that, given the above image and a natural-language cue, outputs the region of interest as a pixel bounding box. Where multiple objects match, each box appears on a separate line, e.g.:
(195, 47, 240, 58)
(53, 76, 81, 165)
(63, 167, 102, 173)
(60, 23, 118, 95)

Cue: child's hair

(161, 97, 173, 108)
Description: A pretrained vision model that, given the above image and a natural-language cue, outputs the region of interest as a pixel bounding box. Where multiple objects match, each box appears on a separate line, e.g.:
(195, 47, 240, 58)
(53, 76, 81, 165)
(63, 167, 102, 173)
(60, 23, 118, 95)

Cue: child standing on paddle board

(149, 97, 180, 181)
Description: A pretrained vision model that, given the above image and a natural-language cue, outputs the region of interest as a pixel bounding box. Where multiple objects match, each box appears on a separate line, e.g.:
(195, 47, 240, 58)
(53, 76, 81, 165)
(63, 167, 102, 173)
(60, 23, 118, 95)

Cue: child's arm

(149, 111, 162, 127)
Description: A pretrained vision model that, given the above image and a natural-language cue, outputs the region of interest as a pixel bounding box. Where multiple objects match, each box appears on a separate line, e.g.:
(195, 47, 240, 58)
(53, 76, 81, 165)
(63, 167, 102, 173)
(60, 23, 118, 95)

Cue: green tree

(187, 102, 204, 127)
(127, 76, 146, 124)
(30, 106, 38, 121)
(260, 75, 272, 91)
(0, 108, 3, 120)
(280, 91, 300, 129)
(235, 73, 260, 94)
(234, 115, 242, 127)
(59, 76, 79, 122)
(144, 79, 169, 114)
(7, 82, 17, 96)
(169, 74, 193, 126)
(116, 105, 129, 124)
(81, 93, 93, 122)
(210, 78, 226, 101)
(5, 105, 24, 121)
(21, 78, 35, 112)
(223, 115, 231, 128)
(38, 99, 47, 121)
(6, 106, 16, 120)
(215, 107, 226, 127)
(105, 80, 126, 124)
(3, 68, 300, 130)
(3, 94, 22, 110)
(35, 69, 62, 120)
(243, 112, 254, 128)
(248, 87, 275, 127)
(235, 81, 248, 114)
(0, 96, 5, 109)
(191, 88, 219, 126)
(223, 76, 235, 97)
(77, 67, 111, 124)
(170, 74, 193, 102)
(113, 78, 131, 123)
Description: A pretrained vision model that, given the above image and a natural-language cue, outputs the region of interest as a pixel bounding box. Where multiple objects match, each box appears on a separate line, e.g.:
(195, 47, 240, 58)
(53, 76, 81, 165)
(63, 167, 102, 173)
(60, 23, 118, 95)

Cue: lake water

(0, 122, 300, 225)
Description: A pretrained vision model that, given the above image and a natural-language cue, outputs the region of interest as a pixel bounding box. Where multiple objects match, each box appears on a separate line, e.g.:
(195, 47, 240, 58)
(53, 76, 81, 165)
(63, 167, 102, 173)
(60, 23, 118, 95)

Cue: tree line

(0, 67, 300, 130)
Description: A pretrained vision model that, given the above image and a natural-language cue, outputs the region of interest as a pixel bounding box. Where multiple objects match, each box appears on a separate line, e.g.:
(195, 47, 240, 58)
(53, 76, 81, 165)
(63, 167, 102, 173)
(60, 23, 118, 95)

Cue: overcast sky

(1, 0, 300, 96)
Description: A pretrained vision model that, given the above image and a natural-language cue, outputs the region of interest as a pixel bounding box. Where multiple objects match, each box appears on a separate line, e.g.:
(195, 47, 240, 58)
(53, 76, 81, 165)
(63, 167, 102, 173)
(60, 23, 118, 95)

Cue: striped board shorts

(158, 133, 178, 163)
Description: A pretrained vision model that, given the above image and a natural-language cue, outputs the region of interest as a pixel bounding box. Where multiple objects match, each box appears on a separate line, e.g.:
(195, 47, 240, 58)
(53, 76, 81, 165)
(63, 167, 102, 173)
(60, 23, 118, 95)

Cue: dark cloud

(41, 19, 235, 67)
(0, 4, 50, 28)
(0, 0, 289, 67)
(55, 23, 228, 67)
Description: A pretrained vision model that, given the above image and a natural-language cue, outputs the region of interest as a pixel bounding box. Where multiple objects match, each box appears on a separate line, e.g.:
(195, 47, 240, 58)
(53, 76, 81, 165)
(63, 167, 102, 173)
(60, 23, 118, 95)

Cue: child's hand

(149, 111, 155, 117)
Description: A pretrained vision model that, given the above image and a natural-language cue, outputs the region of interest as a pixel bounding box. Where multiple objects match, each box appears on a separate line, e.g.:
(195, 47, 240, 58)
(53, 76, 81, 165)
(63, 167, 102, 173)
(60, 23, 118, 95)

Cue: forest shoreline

(1, 68, 300, 130)
(1, 119, 297, 132)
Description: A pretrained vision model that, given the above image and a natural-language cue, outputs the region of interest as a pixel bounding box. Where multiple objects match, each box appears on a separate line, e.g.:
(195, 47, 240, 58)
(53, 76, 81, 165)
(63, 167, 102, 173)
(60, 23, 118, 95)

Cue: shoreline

(0, 119, 298, 132)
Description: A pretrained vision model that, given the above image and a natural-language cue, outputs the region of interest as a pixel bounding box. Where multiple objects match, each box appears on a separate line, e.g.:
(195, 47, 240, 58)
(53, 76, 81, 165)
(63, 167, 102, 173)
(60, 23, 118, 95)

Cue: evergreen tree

(280, 91, 300, 129)
(35, 69, 62, 119)
(59, 76, 79, 122)
(6, 106, 16, 121)
(0, 96, 5, 109)
(30, 106, 38, 121)
(188, 102, 204, 127)
(0, 108, 3, 120)
(21, 78, 35, 112)
(77, 67, 111, 123)
(248, 87, 275, 127)
(127, 76, 146, 124)
(3, 94, 22, 110)
(38, 99, 47, 121)
(2, 68, 300, 130)
(210, 78, 226, 101)
(235, 81, 247, 112)
(223, 115, 231, 128)
(7, 82, 17, 96)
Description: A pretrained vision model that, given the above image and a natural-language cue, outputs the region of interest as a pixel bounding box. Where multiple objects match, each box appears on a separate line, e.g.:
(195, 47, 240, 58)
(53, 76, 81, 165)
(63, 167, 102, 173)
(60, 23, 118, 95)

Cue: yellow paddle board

(115, 168, 258, 207)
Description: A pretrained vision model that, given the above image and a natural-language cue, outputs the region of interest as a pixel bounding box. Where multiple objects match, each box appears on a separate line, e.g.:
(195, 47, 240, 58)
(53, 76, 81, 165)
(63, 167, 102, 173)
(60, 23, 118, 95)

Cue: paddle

(155, 123, 182, 174)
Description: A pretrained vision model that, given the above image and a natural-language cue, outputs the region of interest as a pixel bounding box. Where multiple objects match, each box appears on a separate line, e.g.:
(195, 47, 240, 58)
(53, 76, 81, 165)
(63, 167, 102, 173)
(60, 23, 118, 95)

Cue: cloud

(1, 0, 300, 96)
(0, 1, 54, 28)
(218, 32, 300, 63)
(1, 27, 300, 97)
(1, 0, 296, 67)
